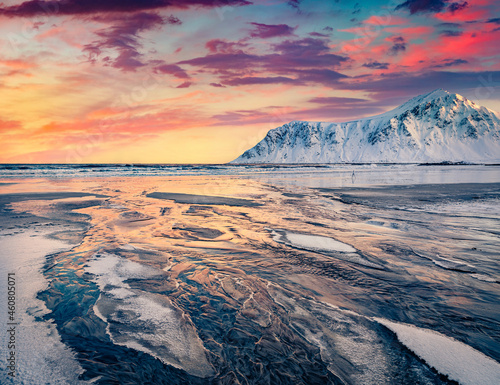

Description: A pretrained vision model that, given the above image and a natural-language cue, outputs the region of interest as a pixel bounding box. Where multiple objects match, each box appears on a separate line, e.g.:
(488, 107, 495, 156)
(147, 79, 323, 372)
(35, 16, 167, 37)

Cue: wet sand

(147, 192, 262, 207)
(0, 175, 499, 384)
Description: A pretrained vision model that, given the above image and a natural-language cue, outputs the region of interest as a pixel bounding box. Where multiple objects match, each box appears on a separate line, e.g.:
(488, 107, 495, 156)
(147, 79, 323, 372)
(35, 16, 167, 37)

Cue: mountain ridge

(231, 89, 500, 164)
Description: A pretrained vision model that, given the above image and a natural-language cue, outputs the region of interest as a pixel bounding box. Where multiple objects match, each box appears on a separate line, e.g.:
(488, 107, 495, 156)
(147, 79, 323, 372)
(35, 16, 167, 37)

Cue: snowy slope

(231, 89, 500, 164)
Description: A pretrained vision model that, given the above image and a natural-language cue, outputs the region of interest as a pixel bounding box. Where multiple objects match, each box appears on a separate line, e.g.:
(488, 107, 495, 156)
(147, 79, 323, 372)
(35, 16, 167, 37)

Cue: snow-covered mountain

(231, 89, 500, 164)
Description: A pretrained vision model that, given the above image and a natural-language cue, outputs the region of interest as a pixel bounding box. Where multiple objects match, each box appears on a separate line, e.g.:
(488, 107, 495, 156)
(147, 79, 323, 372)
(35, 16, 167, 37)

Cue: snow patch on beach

(86, 253, 215, 378)
(0, 229, 88, 385)
(270, 229, 356, 253)
(374, 318, 500, 385)
(271, 229, 384, 269)
(285, 232, 357, 253)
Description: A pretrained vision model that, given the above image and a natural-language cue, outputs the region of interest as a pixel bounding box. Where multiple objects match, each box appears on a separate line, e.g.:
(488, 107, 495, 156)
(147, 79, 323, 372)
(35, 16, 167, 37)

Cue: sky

(0, 0, 499, 163)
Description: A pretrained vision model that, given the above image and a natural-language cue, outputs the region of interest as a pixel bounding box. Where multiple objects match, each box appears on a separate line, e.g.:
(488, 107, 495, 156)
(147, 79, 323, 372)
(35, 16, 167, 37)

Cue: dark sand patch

(147, 192, 261, 207)
(0, 192, 108, 230)
(114, 211, 155, 228)
(160, 207, 171, 216)
(317, 183, 500, 210)
(0, 191, 108, 205)
(184, 205, 214, 217)
(282, 192, 306, 198)
(172, 225, 224, 240)
(120, 211, 153, 221)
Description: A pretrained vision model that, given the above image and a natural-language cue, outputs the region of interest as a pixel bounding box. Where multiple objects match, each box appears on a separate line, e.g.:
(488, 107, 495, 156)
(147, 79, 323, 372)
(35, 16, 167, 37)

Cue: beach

(1, 164, 499, 384)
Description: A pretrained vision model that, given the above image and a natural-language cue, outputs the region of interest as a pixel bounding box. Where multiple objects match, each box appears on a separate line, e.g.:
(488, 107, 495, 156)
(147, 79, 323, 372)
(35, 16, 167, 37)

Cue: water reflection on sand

(0, 168, 499, 384)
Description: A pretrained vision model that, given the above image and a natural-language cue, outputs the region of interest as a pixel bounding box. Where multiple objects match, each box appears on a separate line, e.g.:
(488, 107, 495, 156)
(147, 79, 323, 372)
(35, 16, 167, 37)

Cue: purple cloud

(440, 29, 462, 36)
(287, 0, 301, 9)
(396, 0, 469, 15)
(205, 39, 248, 53)
(249, 22, 296, 39)
(224, 76, 296, 86)
(308, 96, 369, 104)
(363, 61, 390, 70)
(396, 0, 448, 14)
(178, 52, 261, 72)
(154, 64, 190, 78)
(338, 70, 500, 103)
(211, 99, 388, 127)
(273, 37, 329, 56)
(438, 22, 462, 27)
(432, 58, 468, 67)
(184, 38, 347, 72)
(112, 50, 144, 70)
(176, 81, 191, 88)
(83, 12, 176, 71)
(291, 69, 347, 85)
(0, 0, 251, 17)
(267, 38, 347, 70)
(309, 32, 329, 37)
(388, 36, 406, 56)
(448, 1, 468, 13)
(178, 37, 348, 88)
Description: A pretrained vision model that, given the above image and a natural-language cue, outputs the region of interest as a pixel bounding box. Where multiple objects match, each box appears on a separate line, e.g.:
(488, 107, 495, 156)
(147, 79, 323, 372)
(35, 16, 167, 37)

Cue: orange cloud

(0, 118, 22, 132)
(0, 59, 36, 69)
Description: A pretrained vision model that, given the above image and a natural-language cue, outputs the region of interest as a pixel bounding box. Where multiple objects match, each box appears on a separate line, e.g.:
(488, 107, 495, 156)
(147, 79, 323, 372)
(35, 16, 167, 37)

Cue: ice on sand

(270, 229, 356, 253)
(87, 253, 215, 378)
(271, 229, 384, 269)
(285, 232, 357, 253)
(375, 318, 500, 385)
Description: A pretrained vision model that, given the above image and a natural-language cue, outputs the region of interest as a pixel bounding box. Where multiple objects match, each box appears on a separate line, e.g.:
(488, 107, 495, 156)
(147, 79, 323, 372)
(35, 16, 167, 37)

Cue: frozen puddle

(86, 253, 214, 378)
(270, 229, 356, 253)
(374, 318, 500, 385)
(0, 229, 88, 385)
(284, 232, 357, 253)
(271, 229, 384, 269)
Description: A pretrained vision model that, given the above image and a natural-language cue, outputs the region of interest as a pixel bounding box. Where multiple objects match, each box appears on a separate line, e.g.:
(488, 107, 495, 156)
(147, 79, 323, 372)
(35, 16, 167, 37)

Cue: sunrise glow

(1, 0, 499, 163)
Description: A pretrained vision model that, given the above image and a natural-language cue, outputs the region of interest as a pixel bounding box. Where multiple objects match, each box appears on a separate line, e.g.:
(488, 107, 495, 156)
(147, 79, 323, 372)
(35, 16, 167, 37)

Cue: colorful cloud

(0, 0, 499, 163)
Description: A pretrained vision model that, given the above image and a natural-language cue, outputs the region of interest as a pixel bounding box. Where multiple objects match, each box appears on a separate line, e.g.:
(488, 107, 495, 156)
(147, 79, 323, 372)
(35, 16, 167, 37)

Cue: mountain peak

(421, 88, 454, 101)
(232, 90, 500, 164)
(396, 88, 454, 112)
(428, 88, 450, 97)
